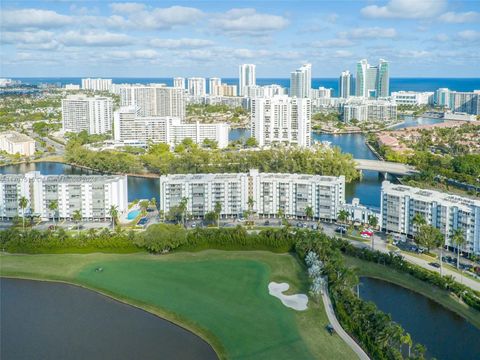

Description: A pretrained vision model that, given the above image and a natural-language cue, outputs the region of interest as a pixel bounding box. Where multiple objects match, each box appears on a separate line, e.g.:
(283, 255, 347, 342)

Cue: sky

(1, 0, 479, 78)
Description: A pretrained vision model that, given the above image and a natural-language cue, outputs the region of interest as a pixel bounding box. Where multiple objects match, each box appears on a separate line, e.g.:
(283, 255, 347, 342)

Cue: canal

(0, 278, 217, 360)
(360, 277, 480, 360)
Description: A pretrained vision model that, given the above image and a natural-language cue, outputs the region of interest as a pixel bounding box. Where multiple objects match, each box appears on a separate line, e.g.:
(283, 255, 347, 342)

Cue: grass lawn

(0, 251, 356, 360)
(344, 255, 480, 329)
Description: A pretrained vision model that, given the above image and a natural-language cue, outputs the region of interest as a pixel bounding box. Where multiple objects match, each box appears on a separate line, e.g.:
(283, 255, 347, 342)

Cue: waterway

(359, 277, 480, 360)
(0, 278, 217, 360)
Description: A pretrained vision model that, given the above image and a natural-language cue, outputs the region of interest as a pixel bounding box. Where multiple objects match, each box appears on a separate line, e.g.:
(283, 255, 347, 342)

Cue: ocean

(11, 77, 480, 96)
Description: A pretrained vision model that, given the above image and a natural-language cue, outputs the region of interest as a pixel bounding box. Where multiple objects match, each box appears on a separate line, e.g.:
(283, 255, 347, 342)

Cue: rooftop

(0, 131, 35, 143)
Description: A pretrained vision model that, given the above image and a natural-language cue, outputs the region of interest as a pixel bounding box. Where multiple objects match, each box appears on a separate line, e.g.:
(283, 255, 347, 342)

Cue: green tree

(305, 206, 313, 220)
(72, 209, 82, 236)
(367, 215, 378, 229)
(245, 137, 258, 148)
(412, 213, 427, 239)
(109, 205, 118, 230)
(337, 209, 349, 225)
(178, 197, 188, 227)
(416, 224, 443, 253)
(150, 197, 157, 210)
(451, 228, 466, 270)
(18, 196, 28, 231)
(214, 201, 222, 227)
(139, 200, 150, 215)
(48, 200, 58, 229)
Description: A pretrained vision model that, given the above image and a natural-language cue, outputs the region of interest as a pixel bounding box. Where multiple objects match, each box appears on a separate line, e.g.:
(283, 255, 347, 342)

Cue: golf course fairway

(1, 251, 357, 360)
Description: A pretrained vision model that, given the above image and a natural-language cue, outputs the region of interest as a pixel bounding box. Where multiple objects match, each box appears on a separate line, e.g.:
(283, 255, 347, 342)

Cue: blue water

(12, 78, 480, 97)
(127, 209, 141, 220)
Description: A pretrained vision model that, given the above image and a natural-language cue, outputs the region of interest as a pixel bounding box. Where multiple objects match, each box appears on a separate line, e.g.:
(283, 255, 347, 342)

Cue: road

(321, 223, 480, 292)
(321, 281, 371, 360)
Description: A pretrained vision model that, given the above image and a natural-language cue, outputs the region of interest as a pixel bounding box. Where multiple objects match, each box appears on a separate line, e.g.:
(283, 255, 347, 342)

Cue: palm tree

(337, 209, 349, 225)
(72, 210, 82, 236)
(368, 215, 378, 229)
(109, 205, 118, 230)
(412, 213, 426, 236)
(451, 228, 465, 270)
(305, 206, 313, 221)
(19, 196, 28, 231)
(150, 197, 157, 210)
(214, 201, 222, 227)
(401, 332, 413, 357)
(48, 200, 58, 230)
(139, 200, 150, 215)
(178, 197, 188, 227)
(247, 196, 255, 214)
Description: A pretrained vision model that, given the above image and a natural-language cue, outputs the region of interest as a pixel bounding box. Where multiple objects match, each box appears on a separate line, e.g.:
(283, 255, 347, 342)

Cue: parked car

(335, 226, 347, 234)
(429, 262, 441, 268)
(361, 230, 373, 237)
(264, 220, 270, 226)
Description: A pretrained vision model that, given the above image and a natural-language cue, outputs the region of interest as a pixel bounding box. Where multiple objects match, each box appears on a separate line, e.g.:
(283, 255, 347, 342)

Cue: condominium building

(342, 97, 397, 123)
(251, 95, 311, 147)
(339, 70, 354, 98)
(61, 95, 113, 134)
(434, 88, 479, 115)
(0, 171, 128, 221)
(245, 84, 287, 98)
(355, 59, 389, 98)
(381, 181, 480, 255)
(81, 78, 112, 92)
(173, 77, 186, 89)
(210, 84, 238, 97)
(0, 131, 35, 156)
(119, 84, 185, 118)
(391, 91, 434, 106)
(290, 63, 312, 98)
(239, 64, 256, 96)
(187, 77, 206, 97)
(65, 84, 80, 91)
(208, 78, 221, 95)
(113, 107, 229, 148)
(311, 87, 332, 99)
(159, 169, 345, 220)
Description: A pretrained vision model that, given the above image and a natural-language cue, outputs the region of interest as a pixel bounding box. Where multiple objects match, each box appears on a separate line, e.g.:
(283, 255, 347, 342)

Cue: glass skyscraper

(355, 59, 389, 98)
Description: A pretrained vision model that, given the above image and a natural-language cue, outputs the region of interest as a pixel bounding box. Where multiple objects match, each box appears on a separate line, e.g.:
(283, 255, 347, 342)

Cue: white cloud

(433, 33, 450, 42)
(212, 8, 289, 36)
(108, 49, 159, 60)
(59, 31, 134, 46)
(150, 38, 214, 48)
(361, 0, 446, 19)
(458, 30, 480, 42)
(396, 50, 431, 58)
(1, 31, 55, 44)
(332, 50, 353, 58)
(339, 27, 397, 39)
(439, 12, 480, 24)
(0, 9, 72, 29)
(110, 2, 146, 13)
(137, 6, 204, 29)
(327, 13, 339, 23)
(312, 38, 353, 47)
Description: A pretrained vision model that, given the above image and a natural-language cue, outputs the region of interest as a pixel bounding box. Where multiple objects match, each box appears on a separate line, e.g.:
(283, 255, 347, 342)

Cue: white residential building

(251, 95, 312, 147)
(339, 70, 354, 98)
(208, 78, 221, 95)
(114, 107, 229, 148)
(173, 77, 186, 89)
(188, 77, 206, 97)
(239, 64, 256, 96)
(211, 84, 238, 97)
(290, 63, 312, 98)
(342, 97, 397, 123)
(159, 169, 345, 220)
(381, 181, 480, 255)
(0, 131, 36, 156)
(391, 91, 434, 106)
(65, 84, 80, 91)
(311, 87, 332, 99)
(245, 84, 287, 98)
(81, 78, 112, 92)
(0, 171, 128, 221)
(61, 95, 113, 134)
(119, 84, 185, 118)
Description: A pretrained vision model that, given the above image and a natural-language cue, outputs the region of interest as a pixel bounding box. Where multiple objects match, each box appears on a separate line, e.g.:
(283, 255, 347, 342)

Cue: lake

(0, 278, 217, 360)
(360, 277, 480, 360)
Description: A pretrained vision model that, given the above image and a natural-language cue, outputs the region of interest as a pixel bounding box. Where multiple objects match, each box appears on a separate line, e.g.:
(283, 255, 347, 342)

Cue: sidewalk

(321, 282, 370, 360)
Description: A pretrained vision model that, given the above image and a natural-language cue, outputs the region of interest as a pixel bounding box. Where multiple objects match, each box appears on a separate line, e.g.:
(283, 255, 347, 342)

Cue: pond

(0, 278, 217, 360)
(359, 277, 480, 360)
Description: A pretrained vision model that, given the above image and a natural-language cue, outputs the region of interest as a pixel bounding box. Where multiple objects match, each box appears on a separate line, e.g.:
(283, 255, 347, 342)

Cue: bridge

(354, 159, 419, 176)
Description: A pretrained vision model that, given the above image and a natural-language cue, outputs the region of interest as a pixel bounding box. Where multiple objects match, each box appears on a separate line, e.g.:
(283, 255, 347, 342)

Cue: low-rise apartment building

(159, 169, 345, 221)
(381, 181, 480, 255)
(0, 171, 128, 221)
(0, 131, 36, 156)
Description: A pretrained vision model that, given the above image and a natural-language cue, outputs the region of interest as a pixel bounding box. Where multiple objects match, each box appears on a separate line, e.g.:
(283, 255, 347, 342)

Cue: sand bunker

(268, 282, 308, 311)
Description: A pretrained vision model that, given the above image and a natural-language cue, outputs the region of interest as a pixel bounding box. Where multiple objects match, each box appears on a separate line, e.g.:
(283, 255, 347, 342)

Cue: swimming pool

(127, 209, 141, 220)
